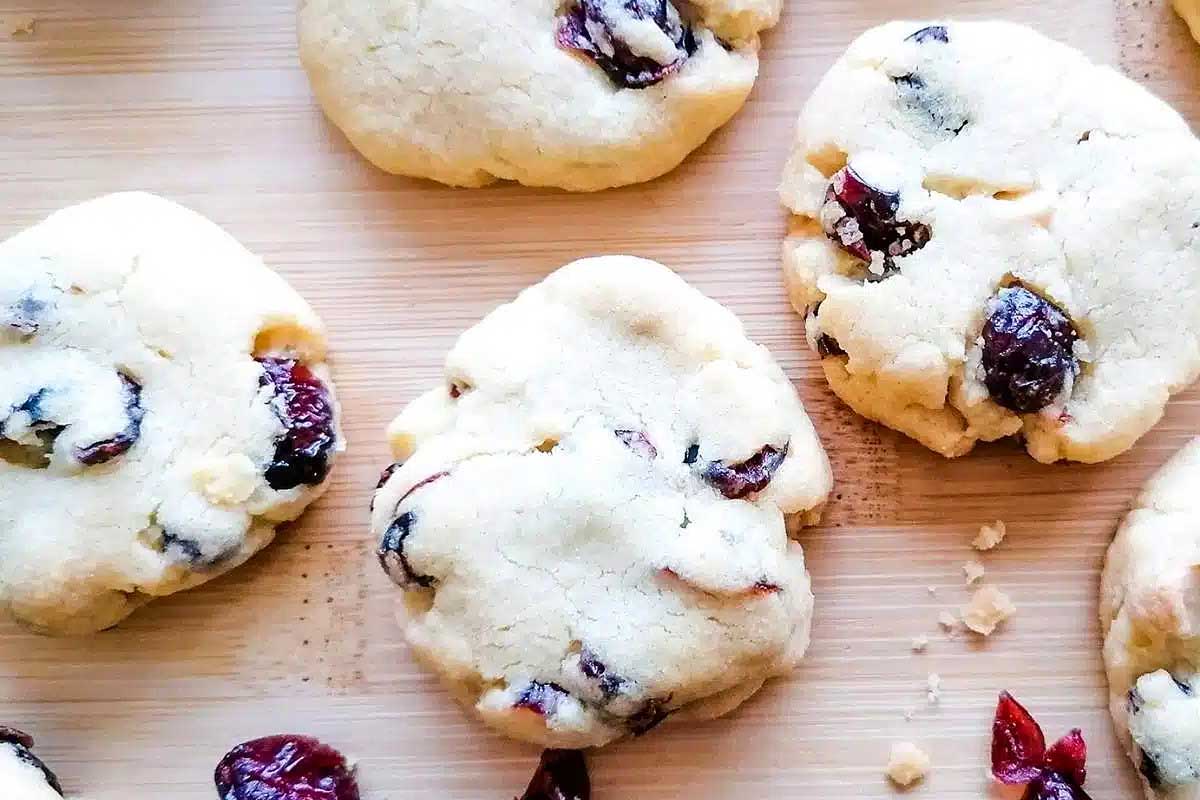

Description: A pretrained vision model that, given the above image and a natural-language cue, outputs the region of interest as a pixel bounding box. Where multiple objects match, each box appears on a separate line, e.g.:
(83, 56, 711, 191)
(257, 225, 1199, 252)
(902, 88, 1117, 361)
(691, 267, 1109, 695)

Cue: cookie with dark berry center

(298, 0, 780, 190)
(780, 20, 1200, 462)
(370, 256, 831, 748)
(0, 193, 342, 634)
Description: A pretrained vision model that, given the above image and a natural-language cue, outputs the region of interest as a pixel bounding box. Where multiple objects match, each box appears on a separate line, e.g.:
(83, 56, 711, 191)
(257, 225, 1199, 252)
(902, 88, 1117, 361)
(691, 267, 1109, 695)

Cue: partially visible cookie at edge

(370, 255, 832, 748)
(0, 193, 343, 634)
(1102, 437, 1200, 800)
(298, 0, 780, 191)
(0, 728, 63, 799)
(779, 20, 1200, 462)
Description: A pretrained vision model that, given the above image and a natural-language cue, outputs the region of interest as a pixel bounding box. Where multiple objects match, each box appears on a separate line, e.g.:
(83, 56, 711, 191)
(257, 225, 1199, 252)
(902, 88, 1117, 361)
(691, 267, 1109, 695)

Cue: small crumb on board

(926, 672, 941, 704)
(910, 635, 928, 653)
(886, 741, 931, 788)
(973, 519, 1007, 551)
(962, 584, 1016, 635)
(2, 15, 35, 36)
(963, 559, 985, 585)
(937, 610, 958, 633)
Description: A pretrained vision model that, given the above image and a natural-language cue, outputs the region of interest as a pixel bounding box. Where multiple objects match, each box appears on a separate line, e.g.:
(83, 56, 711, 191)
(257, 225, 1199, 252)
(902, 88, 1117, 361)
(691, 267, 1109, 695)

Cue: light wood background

(1, 1, 1198, 797)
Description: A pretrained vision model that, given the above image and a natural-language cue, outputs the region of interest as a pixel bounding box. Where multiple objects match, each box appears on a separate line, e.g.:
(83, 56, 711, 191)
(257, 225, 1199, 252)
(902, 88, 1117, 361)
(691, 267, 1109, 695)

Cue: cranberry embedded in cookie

(701, 443, 789, 499)
(258, 357, 338, 491)
(820, 165, 931, 272)
(556, 0, 696, 89)
(981, 285, 1079, 414)
(0, 727, 63, 797)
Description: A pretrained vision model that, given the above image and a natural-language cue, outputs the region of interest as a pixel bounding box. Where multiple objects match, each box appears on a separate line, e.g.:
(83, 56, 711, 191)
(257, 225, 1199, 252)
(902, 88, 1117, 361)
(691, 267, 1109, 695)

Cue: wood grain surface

(1, 1, 1198, 797)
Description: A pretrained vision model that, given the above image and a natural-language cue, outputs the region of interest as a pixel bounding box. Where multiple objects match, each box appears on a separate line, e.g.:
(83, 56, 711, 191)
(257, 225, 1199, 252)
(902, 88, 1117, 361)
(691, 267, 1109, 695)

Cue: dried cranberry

(75, 373, 144, 466)
(1022, 771, 1093, 800)
(752, 580, 782, 594)
(992, 691, 1047, 784)
(614, 429, 657, 459)
(991, 692, 1090, 798)
(368, 461, 403, 512)
(520, 749, 590, 800)
(981, 286, 1079, 414)
(556, 0, 695, 89)
(579, 649, 627, 698)
(258, 358, 337, 491)
(820, 166, 931, 269)
(682, 443, 699, 464)
(1139, 749, 1164, 788)
(515, 682, 571, 717)
(815, 334, 845, 358)
(627, 698, 670, 735)
(907, 25, 949, 43)
(0, 727, 63, 796)
(702, 444, 788, 499)
(214, 735, 359, 800)
(1044, 729, 1087, 787)
(377, 472, 449, 587)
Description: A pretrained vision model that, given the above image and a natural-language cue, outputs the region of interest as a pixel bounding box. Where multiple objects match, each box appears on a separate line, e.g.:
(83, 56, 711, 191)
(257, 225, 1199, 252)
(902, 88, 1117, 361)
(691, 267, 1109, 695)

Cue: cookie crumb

(937, 610, 958, 632)
(927, 585, 937, 595)
(962, 584, 1016, 635)
(2, 15, 35, 36)
(973, 519, 1007, 550)
(926, 672, 941, 704)
(904, 708, 915, 722)
(886, 741, 931, 787)
(911, 635, 929, 653)
(963, 559, 985, 585)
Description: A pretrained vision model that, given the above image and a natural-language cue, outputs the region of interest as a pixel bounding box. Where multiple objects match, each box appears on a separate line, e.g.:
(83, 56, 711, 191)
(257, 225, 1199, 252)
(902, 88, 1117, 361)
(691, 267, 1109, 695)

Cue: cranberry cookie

(0, 193, 342, 634)
(0, 728, 62, 799)
(1102, 438, 1200, 799)
(298, 0, 779, 190)
(370, 256, 832, 748)
(779, 21, 1200, 462)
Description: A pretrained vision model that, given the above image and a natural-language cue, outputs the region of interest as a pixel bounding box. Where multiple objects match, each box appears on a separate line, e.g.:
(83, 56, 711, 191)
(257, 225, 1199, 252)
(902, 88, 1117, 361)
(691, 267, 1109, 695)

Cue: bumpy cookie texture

(0, 193, 342, 634)
(297, 0, 779, 191)
(779, 21, 1200, 462)
(0, 728, 63, 799)
(1102, 438, 1200, 800)
(370, 256, 831, 748)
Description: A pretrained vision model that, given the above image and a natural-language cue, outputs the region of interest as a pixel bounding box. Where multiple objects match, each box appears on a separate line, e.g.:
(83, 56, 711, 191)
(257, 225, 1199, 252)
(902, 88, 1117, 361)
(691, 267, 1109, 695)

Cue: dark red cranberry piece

(816, 333, 845, 358)
(75, 373, 144, 466)
(579, 649, 627, 698)
(614, 429, 657, 459)
(556, 0, 696, 89)
(992, 691, 1047, 784)
(702, 444, 788, 499)
(1021, 771, 1093, 800)
(907, 25, 949, 43)
(378, 511, 435, 588)
(682, 443, 699, 464)
(214, 735, 359, 800)
(981, 286, 1079, 414)
(1139, 748, 1165, 789)
(627, 698, 670, 735)
(368, 461, 403, 512)
(1044, 730, 1087, 787)
(520, 749, 590, 800)
(516, 682, 571, 717)
(258, 357, 337, 491)
(821, 166, 931, 269)
(0, 727, 63, 796)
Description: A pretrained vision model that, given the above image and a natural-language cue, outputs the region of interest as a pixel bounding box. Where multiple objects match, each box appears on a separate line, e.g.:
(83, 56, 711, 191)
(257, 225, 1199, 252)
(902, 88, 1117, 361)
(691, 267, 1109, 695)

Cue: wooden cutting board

(2, 1, 1199, 797)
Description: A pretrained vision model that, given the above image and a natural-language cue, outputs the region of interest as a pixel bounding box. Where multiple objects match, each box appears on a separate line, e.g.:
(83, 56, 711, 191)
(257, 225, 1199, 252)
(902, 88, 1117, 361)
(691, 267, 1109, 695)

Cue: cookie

(779, 20, 1200, 462)
(1102, 438, 1200, 800)
(1176, 0, 1200, 46)
(0, 193, 342, 634)
(369, 256, 832, 748)
(0, 728, 63, 799)
(297, 0, 779, 191)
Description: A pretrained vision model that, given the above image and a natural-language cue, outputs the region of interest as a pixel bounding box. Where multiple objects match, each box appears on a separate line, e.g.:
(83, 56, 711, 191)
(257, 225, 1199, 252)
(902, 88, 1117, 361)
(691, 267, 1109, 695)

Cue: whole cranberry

(981, 286, 1079, 414)
(556, 0, 696, 89)
(214, 735, 359, 800)
(520, 749, 590, 800)
(258, 358, 337, 491)
(820, 166, 931, 271)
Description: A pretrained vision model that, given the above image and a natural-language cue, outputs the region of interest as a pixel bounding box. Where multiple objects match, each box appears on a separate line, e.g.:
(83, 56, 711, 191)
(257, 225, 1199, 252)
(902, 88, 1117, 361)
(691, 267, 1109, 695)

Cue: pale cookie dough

(779, 20, 1200, 462)
(298, 0, 780, 190)
(1176, 0, 1200, 46)
(0, 193, 342, 634)
(1102, 438, 1200, 799)
(370, 256, 832, 748)
(0, 728, 62, 799)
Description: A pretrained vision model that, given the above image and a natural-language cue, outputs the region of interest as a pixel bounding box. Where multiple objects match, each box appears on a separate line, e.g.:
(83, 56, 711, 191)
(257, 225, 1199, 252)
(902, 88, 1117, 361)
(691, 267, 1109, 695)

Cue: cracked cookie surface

(0, 193, 342, 634)
(1102, 438, 1200, 800)
(297, 0, 780, 190)
(779, 20, 1200, 462)
(370, 256, 832, 747)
